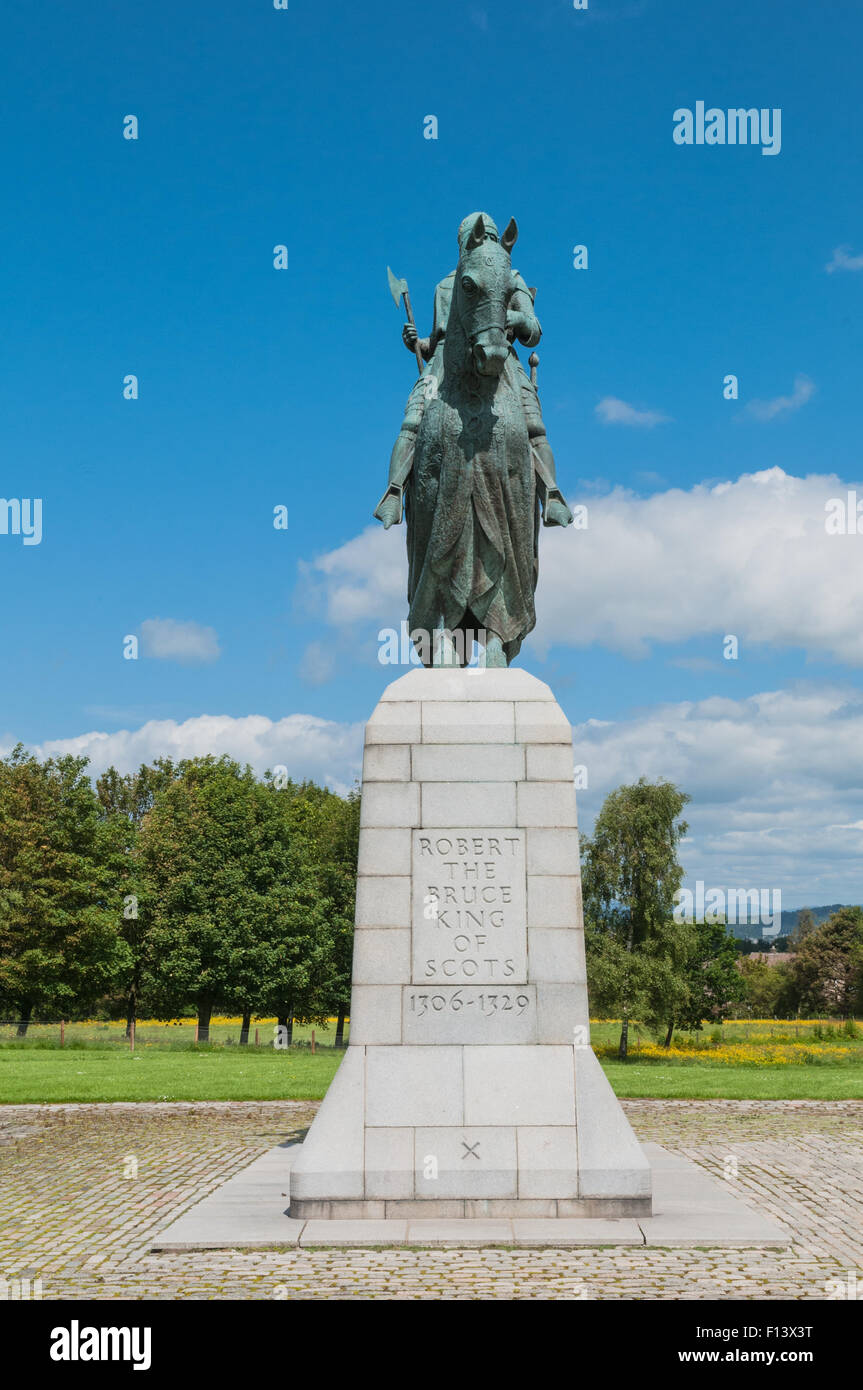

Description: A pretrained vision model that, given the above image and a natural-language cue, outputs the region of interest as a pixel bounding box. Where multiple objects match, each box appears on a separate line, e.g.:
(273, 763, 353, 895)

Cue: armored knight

(375, 212, 573, 666)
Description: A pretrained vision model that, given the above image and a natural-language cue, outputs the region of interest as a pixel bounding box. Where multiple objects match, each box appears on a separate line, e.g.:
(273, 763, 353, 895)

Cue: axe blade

(387, 264, 407, 307)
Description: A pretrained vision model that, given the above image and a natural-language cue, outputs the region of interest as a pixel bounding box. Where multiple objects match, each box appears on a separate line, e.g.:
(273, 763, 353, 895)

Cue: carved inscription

(407, 988, 531, 1018)
(402, 984, 537, 1044)
(411, 829, 527, 985)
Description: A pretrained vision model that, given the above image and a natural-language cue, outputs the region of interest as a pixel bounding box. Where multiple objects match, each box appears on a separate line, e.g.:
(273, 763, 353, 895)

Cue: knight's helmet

(457, 212, 498, 251)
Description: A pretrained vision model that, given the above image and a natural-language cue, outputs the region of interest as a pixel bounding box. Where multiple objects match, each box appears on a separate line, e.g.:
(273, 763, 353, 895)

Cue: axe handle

(402, 289, 425, 376)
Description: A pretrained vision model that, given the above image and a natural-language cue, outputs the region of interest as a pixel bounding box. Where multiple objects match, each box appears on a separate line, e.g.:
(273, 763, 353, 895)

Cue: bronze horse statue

(376, 213, 572, 667)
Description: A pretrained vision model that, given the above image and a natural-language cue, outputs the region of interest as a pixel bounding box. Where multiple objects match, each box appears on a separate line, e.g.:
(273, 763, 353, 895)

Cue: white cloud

(298, 526, 406, 628)
(572, 685, 863, 904)
(20, 713, 363, 795)
(595, 396, 671, 428)
(302, 467, 863, 667)
(8, 685, 861, 902)
(744, 373, 815, 421)
(140, 618, 220, 665)
(825, 245, 863, 274)
(534, 466, 863, 663)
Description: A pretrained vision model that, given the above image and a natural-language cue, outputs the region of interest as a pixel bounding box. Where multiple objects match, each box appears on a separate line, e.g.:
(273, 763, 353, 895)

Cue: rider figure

(375, 212, 573, 531)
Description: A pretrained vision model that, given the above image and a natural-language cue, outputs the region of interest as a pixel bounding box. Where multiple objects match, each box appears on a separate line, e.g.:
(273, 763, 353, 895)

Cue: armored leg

(518, 368, 573, 527)
(374, 374, 431, 525)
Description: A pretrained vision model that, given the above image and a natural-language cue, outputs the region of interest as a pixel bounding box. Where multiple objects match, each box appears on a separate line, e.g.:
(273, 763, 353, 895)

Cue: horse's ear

(501, 217, 518, 253)
(466, 214, 486, 250)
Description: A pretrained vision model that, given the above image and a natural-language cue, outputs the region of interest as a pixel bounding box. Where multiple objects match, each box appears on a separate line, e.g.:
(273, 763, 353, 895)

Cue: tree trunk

(335, 1006, 347, 1049)
(239, 1009, 251, 1047)
(125, 986, 137, 1040)
(197, 999, 213, 1045)
(16, 1003, 32, 1038)
(664, 1022, 674, 1049)
(618, 933, 634, 1062)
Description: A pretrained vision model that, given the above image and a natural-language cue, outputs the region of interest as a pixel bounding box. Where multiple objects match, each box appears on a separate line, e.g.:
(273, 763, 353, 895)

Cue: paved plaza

(1, 1099, 861, 1300)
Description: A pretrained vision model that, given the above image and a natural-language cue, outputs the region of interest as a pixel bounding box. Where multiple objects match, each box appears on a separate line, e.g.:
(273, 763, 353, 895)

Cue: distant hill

(730, 904, 849, 942)
(780, 905, 847, 933)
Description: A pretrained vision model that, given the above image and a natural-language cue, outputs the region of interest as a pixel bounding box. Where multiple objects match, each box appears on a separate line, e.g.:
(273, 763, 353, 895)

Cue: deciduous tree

(0, 746, 128, 1032)
(582, 778, 690, 1059)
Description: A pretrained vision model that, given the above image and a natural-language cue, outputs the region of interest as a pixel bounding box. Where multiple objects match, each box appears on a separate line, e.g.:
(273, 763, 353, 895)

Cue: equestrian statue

(375, 211, 573, 667)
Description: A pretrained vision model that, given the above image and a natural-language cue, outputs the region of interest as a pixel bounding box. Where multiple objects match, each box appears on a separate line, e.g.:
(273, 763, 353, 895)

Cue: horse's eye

(461, 277, 476, 294)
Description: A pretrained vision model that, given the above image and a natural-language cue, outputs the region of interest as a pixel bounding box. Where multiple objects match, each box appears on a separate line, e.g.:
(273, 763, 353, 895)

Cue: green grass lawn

(2, 1049, 860, 1104)
(0, 1046, 342, 1104)
(0, 1018, 340, 1049)
(601, 1062, 863, 1100)
(1, 1016, 861, 1104)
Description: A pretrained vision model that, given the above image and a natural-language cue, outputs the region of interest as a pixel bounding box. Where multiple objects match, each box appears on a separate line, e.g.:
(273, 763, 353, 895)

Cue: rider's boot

(531, 436, 573, 527)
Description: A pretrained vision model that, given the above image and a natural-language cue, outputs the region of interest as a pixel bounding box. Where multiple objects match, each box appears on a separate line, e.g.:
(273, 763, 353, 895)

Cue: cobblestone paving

(1, 1099, 861, 1300)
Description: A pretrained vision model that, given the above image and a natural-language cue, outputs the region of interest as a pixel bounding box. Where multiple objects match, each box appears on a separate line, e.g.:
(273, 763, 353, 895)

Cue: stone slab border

(153, 1141, 789, 1251)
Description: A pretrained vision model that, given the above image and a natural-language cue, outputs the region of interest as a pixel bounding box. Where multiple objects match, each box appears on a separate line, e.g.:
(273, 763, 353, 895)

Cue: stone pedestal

(289, 669, 651, 1219)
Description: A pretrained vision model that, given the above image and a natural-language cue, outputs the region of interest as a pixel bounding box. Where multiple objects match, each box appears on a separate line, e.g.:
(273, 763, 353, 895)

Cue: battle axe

(387, 265, 425, 377)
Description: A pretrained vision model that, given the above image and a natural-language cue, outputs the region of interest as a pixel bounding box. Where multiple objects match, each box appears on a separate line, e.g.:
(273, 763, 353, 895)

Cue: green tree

(662, 918, 745, 1045)
(738, 956, 797, 1018)
(789, 907, 817, 951)
(96, 760, 178, 824)
(287, 783, 360, 1046)
(259, 779, 358, 1044)
(0, 746, 128, 1033)
(737, 957, 783, 1016)
(95, 760, 179, 1035)
(137, 756, 285, 1041)
(586, 921, 688, 1048)
(790, 907, 863, 1018)
(582, 778, 690, 1059)
(736, 937, 765, 956)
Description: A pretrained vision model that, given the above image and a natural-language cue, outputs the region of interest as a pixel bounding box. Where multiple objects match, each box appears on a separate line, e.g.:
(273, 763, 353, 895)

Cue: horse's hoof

(482, 636, 508, 668)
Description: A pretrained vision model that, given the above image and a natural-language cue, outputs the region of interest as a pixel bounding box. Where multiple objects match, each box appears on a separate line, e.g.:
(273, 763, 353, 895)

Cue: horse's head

(455, 213, 519, 378)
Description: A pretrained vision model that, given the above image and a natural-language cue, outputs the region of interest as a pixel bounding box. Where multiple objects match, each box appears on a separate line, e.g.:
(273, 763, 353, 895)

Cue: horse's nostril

(477, 347, 504, 372)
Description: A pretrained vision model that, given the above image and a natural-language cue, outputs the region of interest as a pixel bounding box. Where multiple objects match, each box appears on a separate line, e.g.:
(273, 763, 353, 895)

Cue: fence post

(130, 1020, 135, 1053)
(60, 1021, 65, 1048)
(255, 1027, 259, 1047)
(311, 1029, 316, 1054)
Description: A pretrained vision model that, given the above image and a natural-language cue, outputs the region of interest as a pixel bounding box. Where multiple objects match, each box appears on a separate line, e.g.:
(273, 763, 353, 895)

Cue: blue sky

(1, 0, 862, 904)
